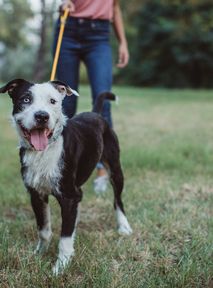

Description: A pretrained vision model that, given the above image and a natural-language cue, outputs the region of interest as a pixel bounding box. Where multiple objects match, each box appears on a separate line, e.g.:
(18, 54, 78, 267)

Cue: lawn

(0, 85, 212, 287)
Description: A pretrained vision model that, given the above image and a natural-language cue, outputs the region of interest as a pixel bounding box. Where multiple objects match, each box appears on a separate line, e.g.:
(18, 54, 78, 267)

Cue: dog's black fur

(0, 79, 131, 273)
(20, 99, 125, 234)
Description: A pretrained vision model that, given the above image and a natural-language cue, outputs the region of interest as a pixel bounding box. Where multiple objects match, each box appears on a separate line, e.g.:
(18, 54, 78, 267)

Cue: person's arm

(60, 0, 75, 15)
(112, 0, 129, 68)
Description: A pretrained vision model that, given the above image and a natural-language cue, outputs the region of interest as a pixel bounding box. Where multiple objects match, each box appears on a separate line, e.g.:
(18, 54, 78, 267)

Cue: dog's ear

(0, 79, 32, 98)
(50, 80, 79, 97)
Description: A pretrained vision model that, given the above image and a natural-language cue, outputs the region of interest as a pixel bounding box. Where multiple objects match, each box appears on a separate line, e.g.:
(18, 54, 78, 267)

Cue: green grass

(0, 86, 213, 287)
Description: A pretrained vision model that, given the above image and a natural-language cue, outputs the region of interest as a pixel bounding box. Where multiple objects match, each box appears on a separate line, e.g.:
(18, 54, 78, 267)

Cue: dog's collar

(48, 126, 63, 145)
(48, 118, 64, 145)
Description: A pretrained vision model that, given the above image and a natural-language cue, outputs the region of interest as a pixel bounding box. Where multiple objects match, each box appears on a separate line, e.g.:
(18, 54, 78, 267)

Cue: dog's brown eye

(50, 99, 57, 104)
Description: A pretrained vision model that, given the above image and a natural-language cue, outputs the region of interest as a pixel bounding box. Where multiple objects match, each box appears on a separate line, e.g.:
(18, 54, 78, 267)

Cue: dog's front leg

(53, 195, 80, 275)
(30, 189, 52, 254)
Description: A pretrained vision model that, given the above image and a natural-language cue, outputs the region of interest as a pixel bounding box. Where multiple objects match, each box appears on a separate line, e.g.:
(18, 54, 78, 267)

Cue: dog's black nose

(34, 111, 49, 123)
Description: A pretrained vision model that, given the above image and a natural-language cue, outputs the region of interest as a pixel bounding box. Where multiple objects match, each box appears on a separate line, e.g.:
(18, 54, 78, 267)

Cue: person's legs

(57, 51, 80, 118)
(82, 21, 113, 192)
(83, 34, 113, 127)
(53, 19, 80, 118)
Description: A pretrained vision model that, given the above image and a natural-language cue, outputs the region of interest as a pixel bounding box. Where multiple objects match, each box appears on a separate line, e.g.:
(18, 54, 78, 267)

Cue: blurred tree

(0, 0, 33, 81)
(33, 0, 58, 81)
(1, 0, 212, 88)
(0, 0, 33, 48)
(33, 0, 47, 81)
(119, 0, 213, 87)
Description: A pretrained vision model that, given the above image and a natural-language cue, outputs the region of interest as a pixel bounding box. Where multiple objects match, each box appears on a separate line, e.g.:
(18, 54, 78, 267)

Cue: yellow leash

(50, 9, 69, 81)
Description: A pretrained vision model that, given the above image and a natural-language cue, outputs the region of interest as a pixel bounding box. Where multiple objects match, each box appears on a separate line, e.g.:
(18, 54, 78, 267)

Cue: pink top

(71, 0, 114, 20)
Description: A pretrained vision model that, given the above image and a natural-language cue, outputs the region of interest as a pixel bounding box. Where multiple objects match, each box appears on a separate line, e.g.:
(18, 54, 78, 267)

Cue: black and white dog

(0, 79, 132, 274)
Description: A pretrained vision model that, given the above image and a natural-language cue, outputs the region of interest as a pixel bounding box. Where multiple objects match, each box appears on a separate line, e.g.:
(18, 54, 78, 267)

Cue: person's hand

(60, 0, 75, 15)
(116, 42, 129, 68)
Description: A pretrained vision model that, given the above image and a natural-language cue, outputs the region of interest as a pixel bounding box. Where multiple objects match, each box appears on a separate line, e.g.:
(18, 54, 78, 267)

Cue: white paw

(33, 236, 52, 254)
(53, 236, 75, 275)
(116, 207, 133, 236)
(52, 255, 71, 276)
(118, 222, 133, 235)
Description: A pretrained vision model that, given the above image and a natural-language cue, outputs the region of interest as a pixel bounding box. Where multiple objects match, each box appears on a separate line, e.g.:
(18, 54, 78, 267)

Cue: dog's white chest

(22, 137, 64, 195)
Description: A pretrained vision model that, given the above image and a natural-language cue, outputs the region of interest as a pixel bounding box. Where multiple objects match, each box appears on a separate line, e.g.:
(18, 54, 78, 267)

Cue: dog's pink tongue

(30, 129, 48, 151)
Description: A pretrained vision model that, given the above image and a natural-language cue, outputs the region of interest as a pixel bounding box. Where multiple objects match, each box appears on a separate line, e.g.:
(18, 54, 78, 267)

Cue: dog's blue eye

(50, 99, 57, 104)
(23, 98, 30, 103)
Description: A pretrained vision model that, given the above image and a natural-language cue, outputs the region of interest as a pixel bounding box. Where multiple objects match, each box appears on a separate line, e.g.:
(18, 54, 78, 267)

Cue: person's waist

(65, 16, 110, 28)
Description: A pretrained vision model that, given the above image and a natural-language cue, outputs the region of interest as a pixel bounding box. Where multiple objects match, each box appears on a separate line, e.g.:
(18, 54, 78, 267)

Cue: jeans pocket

(91, 21, 110, 33)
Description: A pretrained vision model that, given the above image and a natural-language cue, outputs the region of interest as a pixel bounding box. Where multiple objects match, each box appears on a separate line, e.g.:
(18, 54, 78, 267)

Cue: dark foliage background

(118, 0, 213, 88)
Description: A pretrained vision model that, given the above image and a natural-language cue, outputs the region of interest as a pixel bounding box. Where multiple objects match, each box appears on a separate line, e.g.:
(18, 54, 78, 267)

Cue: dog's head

(0, 79, 78, 151)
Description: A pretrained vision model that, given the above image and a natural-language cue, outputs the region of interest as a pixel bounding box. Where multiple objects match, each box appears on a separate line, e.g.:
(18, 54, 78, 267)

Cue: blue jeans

(54, 17, 113, 127)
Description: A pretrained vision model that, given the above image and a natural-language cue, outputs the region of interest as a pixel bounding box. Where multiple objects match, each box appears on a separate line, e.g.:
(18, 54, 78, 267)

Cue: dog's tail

(93, 92, 116, 114)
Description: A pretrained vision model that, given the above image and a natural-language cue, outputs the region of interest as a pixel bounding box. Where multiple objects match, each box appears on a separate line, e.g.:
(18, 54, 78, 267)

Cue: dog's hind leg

(103, 131, 132, 235)
(110, 163, 133, 235)
(30, 189, 52, 254)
